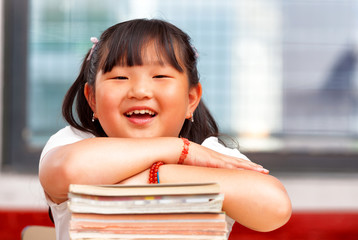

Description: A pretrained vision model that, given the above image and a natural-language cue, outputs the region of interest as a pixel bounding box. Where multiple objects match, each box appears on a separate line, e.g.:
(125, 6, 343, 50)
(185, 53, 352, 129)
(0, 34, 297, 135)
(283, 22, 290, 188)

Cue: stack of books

(68, 182, 227, 239)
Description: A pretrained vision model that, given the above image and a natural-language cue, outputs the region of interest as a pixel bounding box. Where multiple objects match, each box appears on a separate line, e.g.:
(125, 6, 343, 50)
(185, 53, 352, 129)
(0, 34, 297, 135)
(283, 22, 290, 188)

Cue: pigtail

(62, 54, 90, 132)
(62, 49, 106, 137)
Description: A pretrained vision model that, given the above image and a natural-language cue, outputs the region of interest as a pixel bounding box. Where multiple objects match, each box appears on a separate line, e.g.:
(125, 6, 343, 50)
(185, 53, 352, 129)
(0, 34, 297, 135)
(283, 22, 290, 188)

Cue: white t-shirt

(40, 126, 250, 240)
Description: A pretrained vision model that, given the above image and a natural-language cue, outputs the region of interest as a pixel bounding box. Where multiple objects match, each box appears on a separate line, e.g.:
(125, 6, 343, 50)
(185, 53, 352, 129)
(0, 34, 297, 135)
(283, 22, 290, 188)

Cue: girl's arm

(39, 137, 265, 204)
(121, 165, 292, 232)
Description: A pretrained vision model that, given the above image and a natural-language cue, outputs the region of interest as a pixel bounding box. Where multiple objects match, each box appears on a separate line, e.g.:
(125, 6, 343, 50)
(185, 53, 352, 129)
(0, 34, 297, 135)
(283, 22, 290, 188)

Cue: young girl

(39, 19, 291, 240)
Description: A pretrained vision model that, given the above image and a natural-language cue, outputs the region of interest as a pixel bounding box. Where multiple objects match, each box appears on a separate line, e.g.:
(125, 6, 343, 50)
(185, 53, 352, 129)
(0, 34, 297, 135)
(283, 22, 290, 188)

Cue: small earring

(189, 113, 194, 123)
(92, 113, 96, 122)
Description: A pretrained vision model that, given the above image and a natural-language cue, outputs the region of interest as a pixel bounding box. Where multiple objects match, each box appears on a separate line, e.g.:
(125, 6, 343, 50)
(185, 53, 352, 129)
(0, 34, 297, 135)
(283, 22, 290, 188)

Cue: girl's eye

(153, 75, 170, 79)
(112, 76, 128, 80)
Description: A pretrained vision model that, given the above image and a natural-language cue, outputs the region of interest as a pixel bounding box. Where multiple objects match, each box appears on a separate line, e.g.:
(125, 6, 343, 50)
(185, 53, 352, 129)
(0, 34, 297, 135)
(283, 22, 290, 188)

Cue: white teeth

(126, 109, 155, 116)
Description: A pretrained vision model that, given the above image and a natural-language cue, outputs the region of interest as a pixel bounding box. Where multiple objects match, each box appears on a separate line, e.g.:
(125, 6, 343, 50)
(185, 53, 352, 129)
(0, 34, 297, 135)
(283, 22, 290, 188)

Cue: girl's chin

(110, 132, 178, 139)
(109, 132, 161, 139)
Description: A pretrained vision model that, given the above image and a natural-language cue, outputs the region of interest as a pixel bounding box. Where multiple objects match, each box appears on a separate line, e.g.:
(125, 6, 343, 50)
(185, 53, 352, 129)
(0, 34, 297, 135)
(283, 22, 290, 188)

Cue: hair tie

(87, 37, 99, 61)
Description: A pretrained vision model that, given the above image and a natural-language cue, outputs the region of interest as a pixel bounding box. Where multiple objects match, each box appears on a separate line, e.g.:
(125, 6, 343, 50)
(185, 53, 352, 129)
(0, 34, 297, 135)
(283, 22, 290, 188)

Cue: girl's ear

(84, 83, 96, 113)
(186, 83, 202, 119)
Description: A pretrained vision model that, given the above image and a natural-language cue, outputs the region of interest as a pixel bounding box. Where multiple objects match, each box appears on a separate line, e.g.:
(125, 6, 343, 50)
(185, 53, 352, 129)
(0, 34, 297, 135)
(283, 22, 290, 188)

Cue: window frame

(2, 0, 41, 172)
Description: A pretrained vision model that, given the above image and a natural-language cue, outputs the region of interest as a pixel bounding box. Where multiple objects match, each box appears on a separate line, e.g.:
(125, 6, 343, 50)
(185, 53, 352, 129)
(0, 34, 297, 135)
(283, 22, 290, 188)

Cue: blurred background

(0, 0, 357, 239)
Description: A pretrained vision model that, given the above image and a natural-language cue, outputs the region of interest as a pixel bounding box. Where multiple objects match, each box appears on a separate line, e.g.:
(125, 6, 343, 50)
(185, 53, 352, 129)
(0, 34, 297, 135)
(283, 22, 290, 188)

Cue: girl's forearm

(123, 164, 292, 232)
(39, 137, 183, 202)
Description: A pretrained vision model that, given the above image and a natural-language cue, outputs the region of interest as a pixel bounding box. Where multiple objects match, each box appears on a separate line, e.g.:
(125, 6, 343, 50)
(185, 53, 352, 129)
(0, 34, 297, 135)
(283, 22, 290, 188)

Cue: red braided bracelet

(148, 161, 164, 184)
(178, 138, 190, 164)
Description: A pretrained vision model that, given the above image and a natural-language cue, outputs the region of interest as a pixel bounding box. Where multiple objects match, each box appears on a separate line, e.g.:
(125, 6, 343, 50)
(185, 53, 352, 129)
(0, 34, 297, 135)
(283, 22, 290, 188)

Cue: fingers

(220, 156, 269, 174)
(241, 162, 270, 174)
(186, 143, 269, 174)
(204, 147, 269, 174)
(225, 154, 270, 174)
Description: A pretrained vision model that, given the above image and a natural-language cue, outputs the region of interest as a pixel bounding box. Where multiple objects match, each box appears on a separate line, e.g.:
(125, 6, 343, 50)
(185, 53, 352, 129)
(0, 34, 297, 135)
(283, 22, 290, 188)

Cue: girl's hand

(185, 142, 269, 174)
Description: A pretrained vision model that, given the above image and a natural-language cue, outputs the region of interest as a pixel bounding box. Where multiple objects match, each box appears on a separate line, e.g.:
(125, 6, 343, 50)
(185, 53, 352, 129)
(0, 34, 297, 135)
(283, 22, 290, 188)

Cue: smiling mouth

(125, 109, 157, 118)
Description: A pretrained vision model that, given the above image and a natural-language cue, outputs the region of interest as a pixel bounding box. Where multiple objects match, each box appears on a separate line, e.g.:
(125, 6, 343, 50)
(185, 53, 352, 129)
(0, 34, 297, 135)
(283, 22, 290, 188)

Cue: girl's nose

(127, 78, 153, 100)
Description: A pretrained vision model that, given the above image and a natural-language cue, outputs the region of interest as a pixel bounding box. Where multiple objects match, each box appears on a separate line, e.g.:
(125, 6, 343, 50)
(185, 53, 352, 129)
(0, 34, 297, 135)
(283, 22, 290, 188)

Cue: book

(68, 183, 227, 240)
(71, 212, 226, 221)
(70, 213, 227, 237)
(68, 193, 224, 214)
(69, 182, 221, 196)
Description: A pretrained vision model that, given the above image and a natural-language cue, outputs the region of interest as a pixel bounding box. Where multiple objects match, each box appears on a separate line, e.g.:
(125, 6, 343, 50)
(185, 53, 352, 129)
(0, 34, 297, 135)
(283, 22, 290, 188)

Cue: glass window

(4, 0, 358, 172)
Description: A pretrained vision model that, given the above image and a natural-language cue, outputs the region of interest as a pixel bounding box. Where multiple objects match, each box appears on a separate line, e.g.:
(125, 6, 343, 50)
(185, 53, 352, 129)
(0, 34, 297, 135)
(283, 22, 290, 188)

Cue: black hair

(62, 18, 219, 144)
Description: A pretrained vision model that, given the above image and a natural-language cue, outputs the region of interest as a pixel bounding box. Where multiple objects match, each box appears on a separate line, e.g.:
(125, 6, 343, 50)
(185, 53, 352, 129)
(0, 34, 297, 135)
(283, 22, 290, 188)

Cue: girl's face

(85, 44, 202, 138)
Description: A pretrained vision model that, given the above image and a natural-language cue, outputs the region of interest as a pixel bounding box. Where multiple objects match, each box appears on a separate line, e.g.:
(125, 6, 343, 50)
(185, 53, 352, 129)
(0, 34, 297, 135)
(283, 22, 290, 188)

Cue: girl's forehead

(121, 42, 183, 69)
(140, 42, 177, 65)
(140, 44, 164, 63)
